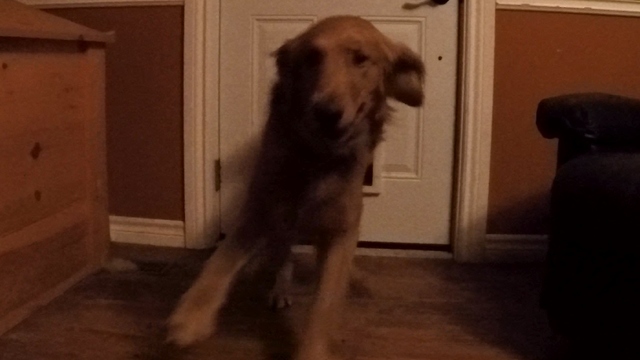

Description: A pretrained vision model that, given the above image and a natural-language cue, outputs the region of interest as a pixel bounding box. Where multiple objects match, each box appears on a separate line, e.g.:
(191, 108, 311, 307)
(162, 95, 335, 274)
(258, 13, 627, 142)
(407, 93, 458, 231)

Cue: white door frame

(452, 1, 495, 262)
(183, 0, 220, 249)
(22, 0, 497, 262)
(184, 0, 496, 262)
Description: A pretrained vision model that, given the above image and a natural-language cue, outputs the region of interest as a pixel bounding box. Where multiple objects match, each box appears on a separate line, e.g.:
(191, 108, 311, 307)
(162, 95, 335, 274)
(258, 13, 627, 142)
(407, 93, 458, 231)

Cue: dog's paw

(166, 305, 215, 347)
(268, 289, 293, 310)
(269, 260, 294, 310)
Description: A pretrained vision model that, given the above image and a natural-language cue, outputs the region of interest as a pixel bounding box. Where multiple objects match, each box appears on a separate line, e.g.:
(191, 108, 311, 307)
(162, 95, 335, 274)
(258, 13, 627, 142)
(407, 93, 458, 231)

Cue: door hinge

(214, 159, 221, 191)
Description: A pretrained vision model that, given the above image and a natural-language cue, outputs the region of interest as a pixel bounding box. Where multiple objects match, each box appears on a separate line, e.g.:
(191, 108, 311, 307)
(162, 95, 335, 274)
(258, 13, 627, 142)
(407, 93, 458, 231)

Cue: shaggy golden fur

(167, 15, 425, 360)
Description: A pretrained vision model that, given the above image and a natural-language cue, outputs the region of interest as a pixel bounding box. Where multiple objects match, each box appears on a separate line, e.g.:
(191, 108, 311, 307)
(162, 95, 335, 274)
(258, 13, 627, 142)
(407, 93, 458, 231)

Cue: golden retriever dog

(167, 15, 425, 359)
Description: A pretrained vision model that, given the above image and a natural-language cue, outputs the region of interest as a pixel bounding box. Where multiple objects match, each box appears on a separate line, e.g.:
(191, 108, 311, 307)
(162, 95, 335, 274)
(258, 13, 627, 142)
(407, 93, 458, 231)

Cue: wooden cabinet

(0, 0, 113, 335)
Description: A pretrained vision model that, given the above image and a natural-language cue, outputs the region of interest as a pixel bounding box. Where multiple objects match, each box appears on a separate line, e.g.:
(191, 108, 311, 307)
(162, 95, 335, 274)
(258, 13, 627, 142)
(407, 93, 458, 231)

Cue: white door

(219, 0, 458, 245)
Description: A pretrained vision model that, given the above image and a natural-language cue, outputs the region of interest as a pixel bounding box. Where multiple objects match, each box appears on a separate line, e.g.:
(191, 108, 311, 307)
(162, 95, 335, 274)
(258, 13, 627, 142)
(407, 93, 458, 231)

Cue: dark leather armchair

(536, 93, 640, 356)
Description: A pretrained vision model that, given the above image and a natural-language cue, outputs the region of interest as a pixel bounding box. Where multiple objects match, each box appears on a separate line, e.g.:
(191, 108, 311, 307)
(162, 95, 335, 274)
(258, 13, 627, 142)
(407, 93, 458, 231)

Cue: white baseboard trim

(109, 216, 185, 248)
(497, 0, 640, 17)
(291, 245, 453, 259)
(484, 234, 549, 262)
(354, 247, 453, 259)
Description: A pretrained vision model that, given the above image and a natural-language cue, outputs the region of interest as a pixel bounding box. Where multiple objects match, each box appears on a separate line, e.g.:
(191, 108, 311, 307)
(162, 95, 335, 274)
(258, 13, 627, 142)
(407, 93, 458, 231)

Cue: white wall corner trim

(453, 0, 496, 263)
(19, 0, 183, 8)
(110, 216, 185, 248)
(497, 0, 640, 16)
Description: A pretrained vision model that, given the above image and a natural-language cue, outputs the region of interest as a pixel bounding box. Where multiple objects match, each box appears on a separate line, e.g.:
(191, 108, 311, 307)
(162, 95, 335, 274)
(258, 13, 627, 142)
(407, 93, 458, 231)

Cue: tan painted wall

(489, 10, 640, 234)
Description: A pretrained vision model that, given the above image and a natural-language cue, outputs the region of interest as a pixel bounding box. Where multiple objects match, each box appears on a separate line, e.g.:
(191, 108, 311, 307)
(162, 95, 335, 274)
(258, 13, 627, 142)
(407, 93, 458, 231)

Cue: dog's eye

(352, 50, 369, 66)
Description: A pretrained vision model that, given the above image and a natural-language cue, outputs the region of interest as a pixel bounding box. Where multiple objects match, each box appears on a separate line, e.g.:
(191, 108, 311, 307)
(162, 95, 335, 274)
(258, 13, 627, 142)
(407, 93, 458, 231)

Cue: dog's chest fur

(245, 124, 370, 240)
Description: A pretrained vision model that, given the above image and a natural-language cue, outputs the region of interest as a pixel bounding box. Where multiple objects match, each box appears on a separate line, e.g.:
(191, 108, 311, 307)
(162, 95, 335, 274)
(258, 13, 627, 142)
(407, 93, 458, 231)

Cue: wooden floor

(0, 244, 567, 360)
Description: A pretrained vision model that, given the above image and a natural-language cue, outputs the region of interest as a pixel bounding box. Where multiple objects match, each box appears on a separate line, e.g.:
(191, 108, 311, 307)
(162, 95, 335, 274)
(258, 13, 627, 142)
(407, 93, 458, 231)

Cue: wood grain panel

(0, 2, 110, 338)
(0, 221, 88, 317)
(0, 45, 88, 236)
(82, 47, 110, 267)
(0, 201, 86, 256)
(0, 40, 85, 137)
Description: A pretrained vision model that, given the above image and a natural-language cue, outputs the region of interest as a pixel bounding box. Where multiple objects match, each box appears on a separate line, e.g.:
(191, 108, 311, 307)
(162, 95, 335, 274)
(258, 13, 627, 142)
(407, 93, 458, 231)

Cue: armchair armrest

(536, 92, 640, 166)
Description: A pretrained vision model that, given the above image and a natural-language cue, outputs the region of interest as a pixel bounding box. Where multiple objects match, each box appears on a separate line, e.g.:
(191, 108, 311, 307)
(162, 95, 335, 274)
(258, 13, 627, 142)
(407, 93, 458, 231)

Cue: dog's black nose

(313, 105, 343, 138)
(314, 106, 342, 126)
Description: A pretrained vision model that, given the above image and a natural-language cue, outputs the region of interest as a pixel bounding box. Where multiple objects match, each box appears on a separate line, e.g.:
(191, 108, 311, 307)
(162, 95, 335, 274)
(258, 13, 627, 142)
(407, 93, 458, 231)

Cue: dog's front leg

(295, 231, 359, 360)
(269, 256, 294, 309)
(167, 233, 263, 347)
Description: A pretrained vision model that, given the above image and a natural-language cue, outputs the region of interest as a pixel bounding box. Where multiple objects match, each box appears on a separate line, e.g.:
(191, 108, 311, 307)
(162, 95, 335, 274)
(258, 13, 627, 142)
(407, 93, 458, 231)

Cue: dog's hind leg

(166, 231, 264, 347)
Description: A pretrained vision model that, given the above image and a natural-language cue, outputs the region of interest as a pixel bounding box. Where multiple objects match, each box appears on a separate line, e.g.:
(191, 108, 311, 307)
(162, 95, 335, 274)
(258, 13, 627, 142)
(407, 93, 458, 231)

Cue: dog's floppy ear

(385, 43, 425, 107)
(272, 40, 293, 77)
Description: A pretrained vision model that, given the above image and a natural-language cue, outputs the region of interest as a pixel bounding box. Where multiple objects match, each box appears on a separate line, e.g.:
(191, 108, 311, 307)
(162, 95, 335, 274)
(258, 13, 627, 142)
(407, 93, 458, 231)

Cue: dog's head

(272, 16, 425, 154)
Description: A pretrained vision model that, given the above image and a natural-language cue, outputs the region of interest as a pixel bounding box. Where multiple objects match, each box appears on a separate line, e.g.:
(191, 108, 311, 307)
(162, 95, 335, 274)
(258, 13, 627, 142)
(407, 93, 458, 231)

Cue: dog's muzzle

(313, 104, 345, 140)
